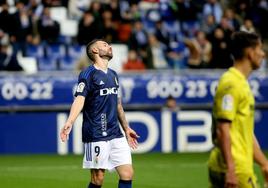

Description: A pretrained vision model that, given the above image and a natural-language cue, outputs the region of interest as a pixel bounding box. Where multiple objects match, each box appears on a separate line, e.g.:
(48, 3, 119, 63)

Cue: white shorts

(83, 137, 132, 171)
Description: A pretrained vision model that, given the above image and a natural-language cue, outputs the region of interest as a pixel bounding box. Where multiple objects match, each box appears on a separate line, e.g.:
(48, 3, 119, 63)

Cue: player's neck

(94, 59, 109, 72)
(233, 59, 253, 78)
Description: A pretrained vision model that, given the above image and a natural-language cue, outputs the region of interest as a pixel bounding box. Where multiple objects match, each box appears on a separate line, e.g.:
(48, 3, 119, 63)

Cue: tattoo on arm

(117, 98, 128, 131)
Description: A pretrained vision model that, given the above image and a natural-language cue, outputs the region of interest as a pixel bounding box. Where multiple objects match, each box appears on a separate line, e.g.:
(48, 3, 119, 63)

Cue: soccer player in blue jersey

(60, 39, 139, 188)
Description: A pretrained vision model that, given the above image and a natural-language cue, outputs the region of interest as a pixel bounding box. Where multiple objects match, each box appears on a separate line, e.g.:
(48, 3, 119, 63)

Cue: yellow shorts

(208, 169, 259, 188)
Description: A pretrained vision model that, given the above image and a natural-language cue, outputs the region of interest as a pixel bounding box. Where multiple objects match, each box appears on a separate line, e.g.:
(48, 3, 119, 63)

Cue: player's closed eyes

(103, 42, 108, 47)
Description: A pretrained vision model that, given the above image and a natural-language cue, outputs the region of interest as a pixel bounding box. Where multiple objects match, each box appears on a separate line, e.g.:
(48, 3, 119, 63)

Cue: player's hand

(60, 121, 73, 142)
(125, 127, 139, 149)
(225, 168, 238, 188)
(261, 162, 268, 187)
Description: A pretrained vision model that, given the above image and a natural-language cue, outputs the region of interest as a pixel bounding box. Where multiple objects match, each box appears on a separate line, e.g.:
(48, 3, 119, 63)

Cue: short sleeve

(117, 86, 121, 98)
(213, 82, 240, 121)
(74, 71, 90, 97)
(115, 73, 120, 98)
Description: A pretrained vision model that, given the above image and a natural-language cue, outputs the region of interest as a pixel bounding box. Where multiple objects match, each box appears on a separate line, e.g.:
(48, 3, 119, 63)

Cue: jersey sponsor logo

(222, 94, 233, 111)
(101, 113, 107, 136)
(76, 82, 85, 93)
(100, 87, 118, 96)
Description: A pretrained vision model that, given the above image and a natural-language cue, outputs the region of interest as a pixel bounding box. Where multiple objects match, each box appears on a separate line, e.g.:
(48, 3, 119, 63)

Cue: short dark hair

(86, 39, 106, 61)
(230, 31, 260, 60)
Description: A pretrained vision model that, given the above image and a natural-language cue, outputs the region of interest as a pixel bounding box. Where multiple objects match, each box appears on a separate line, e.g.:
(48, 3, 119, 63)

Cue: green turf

(0, 152, 266, 188)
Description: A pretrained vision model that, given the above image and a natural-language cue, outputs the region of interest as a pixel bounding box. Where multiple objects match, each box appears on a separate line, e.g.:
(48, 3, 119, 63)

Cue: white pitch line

(0, 162, 208, 172)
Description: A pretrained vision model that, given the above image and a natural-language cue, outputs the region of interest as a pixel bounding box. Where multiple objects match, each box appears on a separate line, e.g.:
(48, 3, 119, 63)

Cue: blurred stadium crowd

(0, 0, 268, 72)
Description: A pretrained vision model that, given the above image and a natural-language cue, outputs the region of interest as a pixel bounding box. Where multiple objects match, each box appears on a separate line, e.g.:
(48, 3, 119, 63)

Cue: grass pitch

(0, 152, 265, 188)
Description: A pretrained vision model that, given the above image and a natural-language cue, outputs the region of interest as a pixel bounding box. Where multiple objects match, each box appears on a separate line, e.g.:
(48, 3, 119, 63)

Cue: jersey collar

(229, 67, 246, 81)
(93, 64, 108, 74)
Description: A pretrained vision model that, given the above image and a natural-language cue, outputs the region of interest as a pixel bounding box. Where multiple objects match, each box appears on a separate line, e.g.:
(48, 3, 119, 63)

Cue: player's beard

(252, 62, 260, 70)
(251, 59, 262, 70)
(99, 49, 113, 61)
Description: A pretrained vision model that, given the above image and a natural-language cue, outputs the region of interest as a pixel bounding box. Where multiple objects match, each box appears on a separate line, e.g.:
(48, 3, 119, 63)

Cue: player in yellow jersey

(208, 31, 268, 188)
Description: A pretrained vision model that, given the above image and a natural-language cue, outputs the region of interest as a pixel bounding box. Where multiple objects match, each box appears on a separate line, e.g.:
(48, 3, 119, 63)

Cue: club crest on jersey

(115, 77, 119, 86)
(222, 94, 233, 111)
(76, 82, 85, 93)
(100, 87, 118, 96)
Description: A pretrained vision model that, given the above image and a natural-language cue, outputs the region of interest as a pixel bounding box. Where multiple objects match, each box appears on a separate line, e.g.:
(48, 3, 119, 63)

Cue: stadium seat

(26, 45, 44, 58)
(50, 7, 67, 22)
(142, 9, 160, 33)
(17, 55, 38, 74)
(163, 20, 181, 36)
(37, 57, 58, 71)
(60, 19, 78, 37)
(68, 45, 85, 59)
(46, 44, 66, 59)
(143, 21, 154, 34)
(59, 56, 77, 70)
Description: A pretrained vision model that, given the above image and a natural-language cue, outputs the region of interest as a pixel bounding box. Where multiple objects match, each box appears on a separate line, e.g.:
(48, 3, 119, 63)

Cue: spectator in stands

(143, 8, 161, 33)
(201, 14, 218, 36)
(128, 20, 149, 65)
(12, 1, 34, 56)
(0, 29, 7, 42)
(223, 8, 241, 32)
(105, 0, 122, 23)
(163, 95, 179, 112)
(77, 11, 101, 45)
(247, 0, 268, 38)
(159, 0, 177, 22)
(100, 10, 118, 43)
(240, 19, 255, 33)
(202, 0, 223, 24)
(184, 31, 212, 68)
(233, 0, 251, 21)
(175, 0, 200, 37)
(0, 3, 14, 36)
(123, 50, 145, 71)
(68, 0, 91, 20)
(117, 20, 132, 43)
(146, 34, 169, 69)
(27, 0, 44, 20)
(154, 20, 170, 48)
(121, 3, 141, 22)
(89, 1, 103, 23)
(117, 2, 141, 43)
(166, 40, 187, 69)
(0, 0, 265, 72)
(209, 27, 233, 68)
(0, 41, 23, 71)
(37, 7, 60, 44)
(218, 17, 234, 42)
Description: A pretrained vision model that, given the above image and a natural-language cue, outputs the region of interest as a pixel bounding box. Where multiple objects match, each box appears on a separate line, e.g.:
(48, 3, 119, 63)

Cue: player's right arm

(60, 96, 85, 142)
(60, 70, 90, 142)
(217, 120, 237, 188)
(214, 78, 239, 188)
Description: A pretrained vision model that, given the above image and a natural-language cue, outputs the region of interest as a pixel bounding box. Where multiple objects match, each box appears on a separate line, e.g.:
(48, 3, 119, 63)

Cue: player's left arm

(253, 134, 268, 186)
(117, 97, 139, 149)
